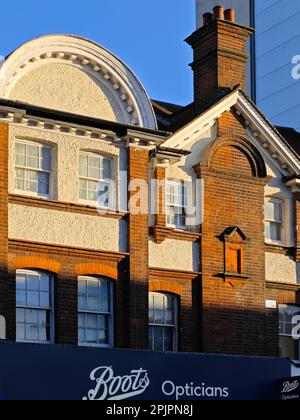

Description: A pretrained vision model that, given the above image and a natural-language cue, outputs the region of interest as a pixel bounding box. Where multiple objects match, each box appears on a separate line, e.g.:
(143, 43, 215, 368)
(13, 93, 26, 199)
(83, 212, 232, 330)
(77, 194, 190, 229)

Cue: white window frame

(149, 292, 178, 353)
(78, 276, 114, 349)
(279, 304, 300, 360)
(166, 180, 188, 231)
(14, 139, 52, 199)
(265, 197, 285, 245)
(16, 269, 55, 345)
(79, 151, 114, 209)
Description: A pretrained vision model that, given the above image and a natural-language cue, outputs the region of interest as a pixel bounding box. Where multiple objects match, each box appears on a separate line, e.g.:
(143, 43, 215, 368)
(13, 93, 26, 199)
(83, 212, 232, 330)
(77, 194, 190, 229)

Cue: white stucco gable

(0, 35, 157, 129)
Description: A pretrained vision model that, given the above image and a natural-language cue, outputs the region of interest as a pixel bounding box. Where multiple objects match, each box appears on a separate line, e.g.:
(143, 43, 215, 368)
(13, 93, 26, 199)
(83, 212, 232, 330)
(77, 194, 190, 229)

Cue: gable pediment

(161, 90, 300, 177)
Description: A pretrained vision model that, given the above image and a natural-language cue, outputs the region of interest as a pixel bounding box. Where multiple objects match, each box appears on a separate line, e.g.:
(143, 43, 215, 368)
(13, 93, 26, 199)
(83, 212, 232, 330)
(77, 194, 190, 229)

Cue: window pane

(79, 155, 88, 177)
(87, 280, 99, 297)
(27, 274, 39, 291)
(99, 281, 110, 299)
(78, 279, 87, 295)
(26, 324, 39, 341)
(79, 328, 85, 343)
(89, 156, 101, 172)
(86, 329, 98, 343)
(99, 298, 109, 313)
(79, 189, 87, 200)
(154, 294, 164, 324)
(39, 327, 47, 342)
(26, 309, 38, 324)
(87, 297, 99, 312)
(16, 291, 26, 306)
(27, 292, 39, 307)
(153, 327, 164, 351)
(41, 149, 51, 171)
(268, 222, 282, 242)
(78, 296, 87, 311)
(87, 314, 97, 329)
(41, 147, 51, 159)
(78, 314, 85, 328)
(15, 179, 25, 190)
(40, 275, 50, 292)
(38, 311, 46, 325)
(103, 159, 112, 179)
(27, 156, 39, 169)
(98, 183, 110, 207)
(15, 153, 26, 166)
(16, 274, 26, 290)
(16, 308, 25, 323)
(164, 327, 175, 352)
(15, 143, 26, 155)
(27, 144, 39, 158)
(266, 200, 283, 222)
(149, 327, 154, 350)
(89, 166, 101, 180)
(16, 323, 25, 341)
(40, 292, 50, 308)
(87, 189, 98, 202)
(98, 329, 108, 345)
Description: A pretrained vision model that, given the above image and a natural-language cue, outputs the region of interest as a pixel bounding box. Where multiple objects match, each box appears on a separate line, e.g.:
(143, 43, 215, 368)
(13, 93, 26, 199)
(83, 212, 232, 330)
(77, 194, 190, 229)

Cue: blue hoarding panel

(0, 343, 291, 400)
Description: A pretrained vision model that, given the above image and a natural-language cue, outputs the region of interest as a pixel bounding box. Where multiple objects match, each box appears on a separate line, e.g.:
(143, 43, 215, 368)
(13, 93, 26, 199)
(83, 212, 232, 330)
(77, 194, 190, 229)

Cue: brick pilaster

(55, 269, 78, 346)
(128, 146, 149, 349)
(292, 192, 300, 260)
(154, 165, 166, 227)
(0, 123, 10, 340)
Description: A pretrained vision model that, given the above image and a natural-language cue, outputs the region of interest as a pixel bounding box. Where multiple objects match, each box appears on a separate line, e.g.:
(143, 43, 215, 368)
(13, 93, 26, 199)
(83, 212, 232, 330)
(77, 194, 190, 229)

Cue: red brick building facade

(0, 6, 299, 359)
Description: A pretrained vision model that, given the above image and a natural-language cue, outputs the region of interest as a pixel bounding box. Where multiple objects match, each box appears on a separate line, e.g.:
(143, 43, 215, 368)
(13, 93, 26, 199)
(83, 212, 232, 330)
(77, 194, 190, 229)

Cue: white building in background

(196, 0, 300, 131)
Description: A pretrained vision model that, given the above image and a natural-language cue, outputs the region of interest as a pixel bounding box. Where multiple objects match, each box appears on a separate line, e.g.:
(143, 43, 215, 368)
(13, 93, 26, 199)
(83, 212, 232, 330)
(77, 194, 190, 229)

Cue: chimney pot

(213, 5, 225, 20)
(203, 12, 213, 26)
(224, 8, 235, 23)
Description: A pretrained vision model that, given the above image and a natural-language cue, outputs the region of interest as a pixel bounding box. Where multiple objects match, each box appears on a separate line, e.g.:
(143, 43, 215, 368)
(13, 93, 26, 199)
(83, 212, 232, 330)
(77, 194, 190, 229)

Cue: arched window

(279, 304, 300, 360)
(149, 292, 178, 352)
(16, 270, 54, 344)
(78, 276, 113, 347)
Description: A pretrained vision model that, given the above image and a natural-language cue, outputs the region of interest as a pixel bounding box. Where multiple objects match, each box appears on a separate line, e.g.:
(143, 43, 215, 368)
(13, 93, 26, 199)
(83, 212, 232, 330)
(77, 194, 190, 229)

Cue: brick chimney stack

(186, 5, 253, 113)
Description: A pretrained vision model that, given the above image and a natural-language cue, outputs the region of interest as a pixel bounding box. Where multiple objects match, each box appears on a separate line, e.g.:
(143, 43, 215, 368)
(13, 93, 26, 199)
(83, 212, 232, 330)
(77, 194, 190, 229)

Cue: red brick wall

(199, 134, 272, 356)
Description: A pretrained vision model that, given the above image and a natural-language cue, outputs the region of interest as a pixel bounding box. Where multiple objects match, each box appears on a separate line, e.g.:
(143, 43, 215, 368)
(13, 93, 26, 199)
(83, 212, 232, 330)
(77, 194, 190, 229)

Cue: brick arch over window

(277, 293, 299, 306)
(149, 280, 183, 297)
(14, 256, 61, 273)
(207, 136, 267, 178)
(75, 263, 118, 281)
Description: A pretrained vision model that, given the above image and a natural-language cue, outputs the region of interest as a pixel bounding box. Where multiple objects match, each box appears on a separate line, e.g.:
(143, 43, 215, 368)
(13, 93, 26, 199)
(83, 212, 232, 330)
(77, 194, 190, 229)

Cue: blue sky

(1, 0, 195, 106)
